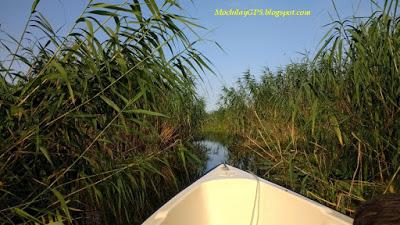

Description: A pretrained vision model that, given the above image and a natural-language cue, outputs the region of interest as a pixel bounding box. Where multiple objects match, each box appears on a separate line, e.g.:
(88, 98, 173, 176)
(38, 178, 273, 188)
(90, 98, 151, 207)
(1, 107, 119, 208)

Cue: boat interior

(143, 165, 353, 225)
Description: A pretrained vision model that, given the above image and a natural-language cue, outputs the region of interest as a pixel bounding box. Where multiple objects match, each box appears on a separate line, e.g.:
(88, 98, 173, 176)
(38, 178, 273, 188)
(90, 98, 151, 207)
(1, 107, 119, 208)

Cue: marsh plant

(0, 0, 211, 224)
(204, 0, 400, 214)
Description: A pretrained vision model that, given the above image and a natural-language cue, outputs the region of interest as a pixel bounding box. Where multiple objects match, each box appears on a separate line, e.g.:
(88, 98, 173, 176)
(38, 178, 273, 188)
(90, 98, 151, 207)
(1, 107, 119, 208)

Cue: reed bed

(0, 0, 209, 224)
(203, 0, 400, 215)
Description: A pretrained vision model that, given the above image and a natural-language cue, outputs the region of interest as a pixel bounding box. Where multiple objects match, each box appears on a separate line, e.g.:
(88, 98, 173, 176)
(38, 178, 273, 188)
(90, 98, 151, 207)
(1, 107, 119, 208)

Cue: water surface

(196, 140, 229, 173)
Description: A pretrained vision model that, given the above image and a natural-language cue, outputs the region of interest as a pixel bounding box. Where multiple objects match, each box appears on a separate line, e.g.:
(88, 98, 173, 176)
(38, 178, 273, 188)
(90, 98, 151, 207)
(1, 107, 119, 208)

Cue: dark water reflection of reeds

(194, 138, 257, 174)
(195, 140, 229, 173)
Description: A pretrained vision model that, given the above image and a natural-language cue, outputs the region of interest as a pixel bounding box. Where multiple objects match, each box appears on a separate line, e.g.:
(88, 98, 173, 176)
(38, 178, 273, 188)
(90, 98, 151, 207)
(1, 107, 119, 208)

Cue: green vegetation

(0, 0, 210, 224)
(203, 0, 400, 215)
(2, 0, 400, 224)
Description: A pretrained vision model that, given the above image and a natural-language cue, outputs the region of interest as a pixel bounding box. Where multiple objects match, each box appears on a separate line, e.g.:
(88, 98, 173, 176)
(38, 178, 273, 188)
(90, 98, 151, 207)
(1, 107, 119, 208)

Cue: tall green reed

(205, 0, 400, 215)
(0, 0, 211, 224)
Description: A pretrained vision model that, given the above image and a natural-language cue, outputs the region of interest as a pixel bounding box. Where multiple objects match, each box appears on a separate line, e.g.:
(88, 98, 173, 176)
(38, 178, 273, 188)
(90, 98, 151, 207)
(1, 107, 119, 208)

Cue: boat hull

(143, 165, 353, 225)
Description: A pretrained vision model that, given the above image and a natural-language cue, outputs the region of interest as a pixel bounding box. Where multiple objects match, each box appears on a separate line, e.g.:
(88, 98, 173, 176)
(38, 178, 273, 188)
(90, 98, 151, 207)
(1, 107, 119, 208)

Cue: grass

(0, 0, 210, 224)
(202, 0, 400, 215)
(2, 0, 399, 223)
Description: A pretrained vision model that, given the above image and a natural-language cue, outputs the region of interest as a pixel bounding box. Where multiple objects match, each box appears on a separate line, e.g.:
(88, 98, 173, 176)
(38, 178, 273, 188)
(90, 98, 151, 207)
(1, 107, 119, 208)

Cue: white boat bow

(143, 164, 353, 225)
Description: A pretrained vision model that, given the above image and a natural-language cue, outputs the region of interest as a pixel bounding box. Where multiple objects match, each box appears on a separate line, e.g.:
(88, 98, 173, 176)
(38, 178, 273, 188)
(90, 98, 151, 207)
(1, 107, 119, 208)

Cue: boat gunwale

(143, 164, 353, 225)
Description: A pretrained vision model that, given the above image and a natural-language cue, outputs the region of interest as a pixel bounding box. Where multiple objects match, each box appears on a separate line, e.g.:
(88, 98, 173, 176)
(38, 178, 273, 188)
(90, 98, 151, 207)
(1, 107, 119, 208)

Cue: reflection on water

(196, 140, 229, 173)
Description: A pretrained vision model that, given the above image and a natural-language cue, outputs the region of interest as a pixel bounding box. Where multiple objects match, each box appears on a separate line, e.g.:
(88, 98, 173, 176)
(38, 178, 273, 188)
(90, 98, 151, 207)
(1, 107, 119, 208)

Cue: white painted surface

(143, 165, 353, 225)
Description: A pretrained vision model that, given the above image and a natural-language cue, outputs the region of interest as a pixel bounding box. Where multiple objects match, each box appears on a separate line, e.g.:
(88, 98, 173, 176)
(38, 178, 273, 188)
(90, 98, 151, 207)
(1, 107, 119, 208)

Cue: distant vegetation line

(202, 0, 400, 215)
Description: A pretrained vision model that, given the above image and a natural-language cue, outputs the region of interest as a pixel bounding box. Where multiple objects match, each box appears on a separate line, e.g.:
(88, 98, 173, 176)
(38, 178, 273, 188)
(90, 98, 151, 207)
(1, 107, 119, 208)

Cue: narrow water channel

(195, 140, 229, 173)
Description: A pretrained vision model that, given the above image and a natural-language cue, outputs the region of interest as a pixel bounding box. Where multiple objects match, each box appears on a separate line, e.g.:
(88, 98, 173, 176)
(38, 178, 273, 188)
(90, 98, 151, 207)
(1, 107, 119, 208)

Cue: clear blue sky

(0, 0, 376, 111)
